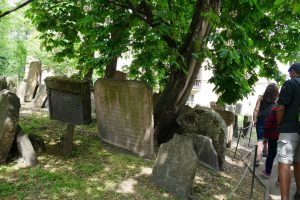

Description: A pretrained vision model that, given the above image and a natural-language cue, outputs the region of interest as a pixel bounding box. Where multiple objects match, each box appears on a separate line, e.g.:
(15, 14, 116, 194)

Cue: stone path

(233, 137, 297, 200)
(253, 155, 296, 200)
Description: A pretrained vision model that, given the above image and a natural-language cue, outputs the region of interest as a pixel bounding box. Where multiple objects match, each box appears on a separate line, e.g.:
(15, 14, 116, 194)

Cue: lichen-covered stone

(45, 76, 90, 96)
(0, 90, 20, 164)
(177, 105, 227, 170)
(94, 79, 154, 157)
(25, 61, 41, 102)
(151, 134, 198, 199)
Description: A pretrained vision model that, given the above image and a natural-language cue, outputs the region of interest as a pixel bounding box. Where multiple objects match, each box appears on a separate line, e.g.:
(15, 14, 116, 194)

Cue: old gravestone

(16, 81, 27, 103)
(0, 90, 20, 164)
(151, 134, 198, 199)
(33, 84, 47, 108)
(113, 70, 127, 80)
(25, 61, 42, 102)
(0, 77, 8, 91)
(192, 134, 219, 170)
(94, 79, 154, 157)
(215, 109, 235, 148)
(16, 125, 38, 167)
(45, 77, 91, 156)
(177, 105, 227, 170)
(243, 114, 252, 137)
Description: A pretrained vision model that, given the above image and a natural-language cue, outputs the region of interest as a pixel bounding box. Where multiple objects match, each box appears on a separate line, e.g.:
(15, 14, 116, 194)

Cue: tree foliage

(0, 0, 79, 78)
(26, 0, 300, 103)
(26, 0, 300, 143)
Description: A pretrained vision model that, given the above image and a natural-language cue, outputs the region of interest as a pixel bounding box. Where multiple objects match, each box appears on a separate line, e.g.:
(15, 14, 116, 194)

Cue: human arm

(276, 105, 285, 125)
(276, 80, 292, 125)
(253, 95, 262, 126)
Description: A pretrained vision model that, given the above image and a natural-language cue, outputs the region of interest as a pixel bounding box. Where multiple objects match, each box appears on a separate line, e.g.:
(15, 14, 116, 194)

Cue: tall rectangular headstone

(25, 61, 41, 102)
(94, 79, 154, 157)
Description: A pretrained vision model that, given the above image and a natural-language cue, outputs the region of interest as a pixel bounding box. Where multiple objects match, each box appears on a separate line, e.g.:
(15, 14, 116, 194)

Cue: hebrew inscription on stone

(94, 79, 154, 157)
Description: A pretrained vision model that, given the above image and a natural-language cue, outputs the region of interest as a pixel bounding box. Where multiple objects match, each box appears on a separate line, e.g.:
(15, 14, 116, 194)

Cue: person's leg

(278, 162, 291, 200)
(293, 135, 300, 197)
(256, 122, 264, 164)
(265, 139, 277, 175)
(294, 162, 300, 197)
(257, 140, 263, 162)
(263, 138, 268, 157)
(277, 133, 296, 200)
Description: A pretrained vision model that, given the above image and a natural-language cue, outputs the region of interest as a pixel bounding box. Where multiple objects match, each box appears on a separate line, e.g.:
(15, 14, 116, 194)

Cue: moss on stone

(45, 76, 90, 95)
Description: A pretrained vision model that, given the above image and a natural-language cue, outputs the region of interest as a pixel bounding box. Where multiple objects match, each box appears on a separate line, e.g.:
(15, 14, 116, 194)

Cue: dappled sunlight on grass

(116, 178, 138, 194)
(225, 155, 244, 167)
(0, 113, 264, 199)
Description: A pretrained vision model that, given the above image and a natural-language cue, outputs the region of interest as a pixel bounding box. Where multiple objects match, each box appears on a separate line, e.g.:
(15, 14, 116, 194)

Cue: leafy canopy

(26, 0, 300, 103)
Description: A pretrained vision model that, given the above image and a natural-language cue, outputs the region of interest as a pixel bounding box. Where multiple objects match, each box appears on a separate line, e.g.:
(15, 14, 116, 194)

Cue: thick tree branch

(0, 0, 33, 19)
(108, 0, 178, 49)
(179, 0, 206, 55)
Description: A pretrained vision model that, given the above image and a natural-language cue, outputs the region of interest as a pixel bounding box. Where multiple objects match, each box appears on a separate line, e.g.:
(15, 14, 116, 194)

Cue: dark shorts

(256, 119, 265, 141)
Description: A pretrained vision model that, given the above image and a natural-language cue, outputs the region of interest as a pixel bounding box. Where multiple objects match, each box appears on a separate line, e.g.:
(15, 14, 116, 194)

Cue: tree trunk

(154, 0, 220, 145)
(104, 57, 118, 78)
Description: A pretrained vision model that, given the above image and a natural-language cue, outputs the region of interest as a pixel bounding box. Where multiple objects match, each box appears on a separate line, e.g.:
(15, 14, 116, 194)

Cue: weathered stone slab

(16, 81, 27, 103)
(45, 77, 91, 125)
(243, 115, 252, 137)
(235, 103, 242, 115)
(233, 114, 239, 138)
(0, 77, 7, 91)
(94, 79, 154, 157)
(215, 109, 235, 148)
(33, 84, 47, 108)
(0, 90, 20, 164)
(6, 77, 18, 94)
(16, 126, 38, 167)
(193, 134, 219, 171)
(113, 71, 127, 80)
(25, 61, 41, 102)
(151, 134, 198, 199)
(177, 105, 227, 170)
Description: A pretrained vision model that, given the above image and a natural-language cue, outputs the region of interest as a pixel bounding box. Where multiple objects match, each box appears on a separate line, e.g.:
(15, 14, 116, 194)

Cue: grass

(0, 112, 264, 199)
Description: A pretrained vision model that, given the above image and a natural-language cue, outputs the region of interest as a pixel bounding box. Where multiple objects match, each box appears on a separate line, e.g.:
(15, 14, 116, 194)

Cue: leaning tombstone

(45, 77, 91, 156)
(25, 61, 42, 102)
(177, 105, 227, 170)
(151, 134, 198, 199)
(94, 79, 154, 157)
(193, 134, 219, 171)
(33, 84, 47, 108)
(16, 81, 27, 103)
(0, 90, 20, 164)
(16, 125, 38, 167)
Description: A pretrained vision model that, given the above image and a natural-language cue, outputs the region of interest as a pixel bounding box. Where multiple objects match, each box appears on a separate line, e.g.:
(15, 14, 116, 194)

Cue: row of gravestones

(1, 67, 249, 198)
(0, 61, 48, 108)
(17, 61, 48, 108)
(41, 76, 227, 198)
(92, 79, 228, 199)
(92, 79, 253, 198)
